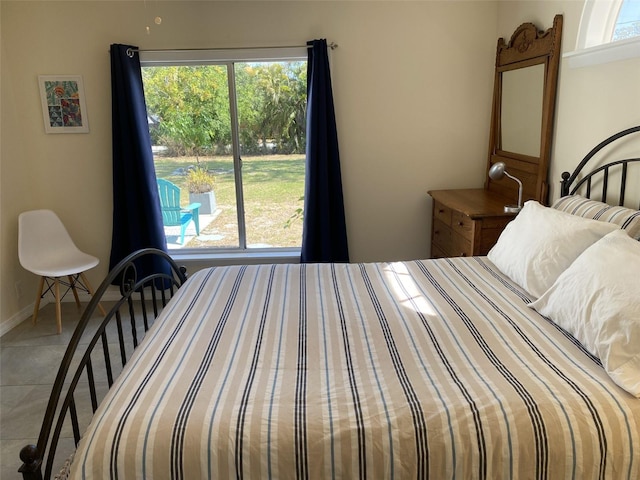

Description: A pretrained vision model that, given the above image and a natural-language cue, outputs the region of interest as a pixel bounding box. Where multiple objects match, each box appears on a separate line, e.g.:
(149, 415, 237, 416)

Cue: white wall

(1, 1, 499, 332)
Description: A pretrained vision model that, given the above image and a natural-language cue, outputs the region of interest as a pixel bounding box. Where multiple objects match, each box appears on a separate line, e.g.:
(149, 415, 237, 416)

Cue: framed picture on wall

(38, 75, 89, 133)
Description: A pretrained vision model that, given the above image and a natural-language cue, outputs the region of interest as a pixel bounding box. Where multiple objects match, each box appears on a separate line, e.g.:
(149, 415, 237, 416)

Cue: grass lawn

(154, 154, 305, 249)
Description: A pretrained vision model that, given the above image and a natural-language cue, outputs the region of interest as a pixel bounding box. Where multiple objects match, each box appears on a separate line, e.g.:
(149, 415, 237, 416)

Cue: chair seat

(20, 252, 99, 277)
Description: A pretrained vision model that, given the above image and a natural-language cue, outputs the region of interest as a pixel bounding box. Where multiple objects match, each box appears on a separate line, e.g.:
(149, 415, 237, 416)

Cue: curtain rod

(126, 42, 337, 57)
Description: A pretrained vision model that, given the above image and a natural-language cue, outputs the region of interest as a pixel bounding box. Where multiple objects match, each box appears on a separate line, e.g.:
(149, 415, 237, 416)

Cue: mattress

(68, 257, 640, 479)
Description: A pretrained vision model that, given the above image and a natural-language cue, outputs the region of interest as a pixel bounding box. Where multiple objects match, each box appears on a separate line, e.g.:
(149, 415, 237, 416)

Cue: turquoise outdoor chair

(157, 178, 201, 244)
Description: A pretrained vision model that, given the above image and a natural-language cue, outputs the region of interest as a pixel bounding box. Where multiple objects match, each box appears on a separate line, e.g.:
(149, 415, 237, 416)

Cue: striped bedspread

(69, 258, 640, 479)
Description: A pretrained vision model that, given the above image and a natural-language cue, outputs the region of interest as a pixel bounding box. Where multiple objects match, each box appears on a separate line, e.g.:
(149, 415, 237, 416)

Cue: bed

(20, 126, 640, 479)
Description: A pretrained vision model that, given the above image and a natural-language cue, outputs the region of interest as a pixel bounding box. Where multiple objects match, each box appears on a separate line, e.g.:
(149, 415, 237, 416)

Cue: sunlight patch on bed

(385, 262, 437, 316)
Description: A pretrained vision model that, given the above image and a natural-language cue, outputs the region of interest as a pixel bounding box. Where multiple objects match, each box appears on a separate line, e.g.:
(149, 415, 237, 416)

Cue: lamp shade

(488, 161, 507, 180)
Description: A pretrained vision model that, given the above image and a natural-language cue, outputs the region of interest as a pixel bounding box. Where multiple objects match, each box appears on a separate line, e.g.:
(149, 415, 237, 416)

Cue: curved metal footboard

(19, 248, 187, 480)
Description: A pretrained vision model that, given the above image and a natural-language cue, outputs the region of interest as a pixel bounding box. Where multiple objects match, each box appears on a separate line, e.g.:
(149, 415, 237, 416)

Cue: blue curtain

(301, 39, 349, 263)
(109, 44, 168, 282)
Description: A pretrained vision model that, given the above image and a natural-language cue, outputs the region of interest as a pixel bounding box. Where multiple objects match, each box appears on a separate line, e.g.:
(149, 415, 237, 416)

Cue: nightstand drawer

(450, 230, 473, 257)
(432, 219, 452, 251)
(430, 244, 448, 259)
(433, 201, 452, 226)
(477, 217, 513, 254)
(451, 211, 474, 239)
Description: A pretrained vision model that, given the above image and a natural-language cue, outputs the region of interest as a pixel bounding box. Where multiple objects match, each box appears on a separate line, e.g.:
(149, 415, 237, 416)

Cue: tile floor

(1, 302, 96, 479)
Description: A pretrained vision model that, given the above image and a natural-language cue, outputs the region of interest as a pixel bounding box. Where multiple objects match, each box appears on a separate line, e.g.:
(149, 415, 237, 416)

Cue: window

(141, 48, 307, 257)
(566, 0, 640, 67)
(613, 0, 640, 41)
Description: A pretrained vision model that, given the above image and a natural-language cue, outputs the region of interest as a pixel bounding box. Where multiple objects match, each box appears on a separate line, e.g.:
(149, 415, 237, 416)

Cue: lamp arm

(503, 171, 523, 208)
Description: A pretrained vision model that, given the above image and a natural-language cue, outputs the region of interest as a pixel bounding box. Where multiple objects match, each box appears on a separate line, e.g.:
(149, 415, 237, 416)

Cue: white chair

(18, 209, 106, 334)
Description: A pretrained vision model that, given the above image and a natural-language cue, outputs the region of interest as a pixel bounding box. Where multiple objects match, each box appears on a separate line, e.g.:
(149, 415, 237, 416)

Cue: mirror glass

(500, 63, 544, 157)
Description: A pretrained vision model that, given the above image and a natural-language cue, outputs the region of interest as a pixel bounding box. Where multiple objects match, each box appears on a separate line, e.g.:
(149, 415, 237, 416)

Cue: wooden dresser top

(428, 188, 519, 219)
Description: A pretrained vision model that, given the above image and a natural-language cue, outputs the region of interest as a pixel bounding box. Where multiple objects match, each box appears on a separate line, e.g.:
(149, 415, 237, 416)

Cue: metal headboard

(560, 125, 640, 208)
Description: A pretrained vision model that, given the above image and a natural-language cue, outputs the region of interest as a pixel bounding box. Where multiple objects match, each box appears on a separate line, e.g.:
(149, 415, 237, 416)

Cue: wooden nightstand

(427, 189, 517, 258)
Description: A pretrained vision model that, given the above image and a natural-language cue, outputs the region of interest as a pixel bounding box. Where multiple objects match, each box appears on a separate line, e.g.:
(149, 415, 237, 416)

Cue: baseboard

(0, 304, 35, 337)
(0, 287, 124, 337)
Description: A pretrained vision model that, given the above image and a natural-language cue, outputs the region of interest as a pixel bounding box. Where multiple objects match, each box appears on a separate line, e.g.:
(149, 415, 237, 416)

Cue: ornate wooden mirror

(485, 15, 563, 205)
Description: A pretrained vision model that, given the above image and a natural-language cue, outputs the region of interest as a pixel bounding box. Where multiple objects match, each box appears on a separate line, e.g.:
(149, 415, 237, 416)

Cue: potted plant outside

(186, 166, 217, 214)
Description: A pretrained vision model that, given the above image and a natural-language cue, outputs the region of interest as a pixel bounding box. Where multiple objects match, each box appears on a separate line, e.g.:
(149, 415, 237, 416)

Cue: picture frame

(38, 75, 89, 133)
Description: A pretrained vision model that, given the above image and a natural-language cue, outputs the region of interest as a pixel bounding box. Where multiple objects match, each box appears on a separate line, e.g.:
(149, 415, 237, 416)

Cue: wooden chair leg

(54, 278, 62, 334)
(68, 275, 82, 310)
(32, 276, 46, 325)
(80, 272, 107, 316)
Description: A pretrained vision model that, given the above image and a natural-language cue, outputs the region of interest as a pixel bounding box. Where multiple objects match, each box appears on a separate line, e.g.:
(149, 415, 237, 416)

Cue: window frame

(565, 0, 640, 68)
(141, 47, 307, 264)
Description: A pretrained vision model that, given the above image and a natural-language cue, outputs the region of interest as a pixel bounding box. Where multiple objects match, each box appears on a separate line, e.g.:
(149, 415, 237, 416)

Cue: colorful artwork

(38, 75, 89, 133)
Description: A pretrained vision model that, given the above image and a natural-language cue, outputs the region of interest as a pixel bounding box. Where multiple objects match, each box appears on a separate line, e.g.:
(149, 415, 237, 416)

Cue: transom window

(567, 0, 640, 67)
(577, 0, 640, 47)
(141, 48, 307, 255)
(613, 0, 640, 41)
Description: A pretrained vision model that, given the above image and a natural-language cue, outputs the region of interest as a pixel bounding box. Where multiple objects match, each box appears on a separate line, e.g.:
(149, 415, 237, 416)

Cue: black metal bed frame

(17, 127, 639, 480)
(560, 125, 640, 207)
(19, 248, 187, 480)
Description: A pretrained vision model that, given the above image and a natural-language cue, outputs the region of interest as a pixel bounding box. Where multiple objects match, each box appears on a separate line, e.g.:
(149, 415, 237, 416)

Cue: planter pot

(189, 191, 216, 215)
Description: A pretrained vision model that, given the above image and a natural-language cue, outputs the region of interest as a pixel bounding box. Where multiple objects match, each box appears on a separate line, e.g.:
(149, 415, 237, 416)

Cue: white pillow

(528, 229, 640, 397)
(487, 200, 618, 298)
